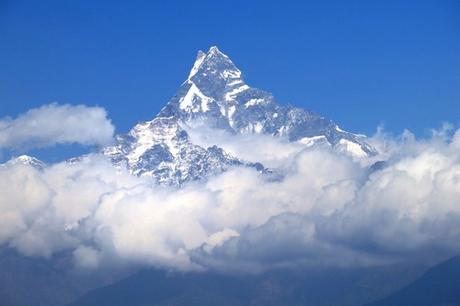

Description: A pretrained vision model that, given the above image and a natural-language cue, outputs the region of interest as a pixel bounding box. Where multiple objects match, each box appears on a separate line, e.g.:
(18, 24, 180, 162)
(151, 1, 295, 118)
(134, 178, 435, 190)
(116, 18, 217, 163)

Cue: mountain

(68, 264, 425, 306)
(1, 155, 45, 170)
(103, 116, 264, 185)
(0, 250, 128, 306)
(103, 46, 375, 185)
(366, 255, 460, 306)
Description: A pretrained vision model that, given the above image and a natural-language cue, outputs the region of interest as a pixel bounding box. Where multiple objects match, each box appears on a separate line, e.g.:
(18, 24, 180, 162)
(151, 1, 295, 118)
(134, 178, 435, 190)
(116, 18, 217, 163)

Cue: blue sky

(1, 0, 459, 139)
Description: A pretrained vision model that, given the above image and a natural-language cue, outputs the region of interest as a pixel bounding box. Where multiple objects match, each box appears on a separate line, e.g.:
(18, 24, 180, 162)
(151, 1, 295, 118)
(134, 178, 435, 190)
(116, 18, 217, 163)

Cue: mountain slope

(1, 155, 45, 170)
(366, 255, 460, 306)
(68, 265, 425, 306)
(0, 250, 127, 306)
(103, 116, 263, 185)
(160, 47, 374, 151)
(103, 46, 375, 185)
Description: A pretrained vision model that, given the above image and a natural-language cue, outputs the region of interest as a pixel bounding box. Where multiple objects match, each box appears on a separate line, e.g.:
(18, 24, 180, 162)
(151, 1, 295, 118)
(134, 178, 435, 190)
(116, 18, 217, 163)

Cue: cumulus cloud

(0, 103, 114, 150)
(184, 122, 311, 169)
(1, 119, 460, 273)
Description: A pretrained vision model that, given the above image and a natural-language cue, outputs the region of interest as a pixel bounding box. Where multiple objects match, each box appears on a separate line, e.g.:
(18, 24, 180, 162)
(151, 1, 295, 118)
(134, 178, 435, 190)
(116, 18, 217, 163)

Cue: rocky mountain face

(102, 116, 264, 185)
(102, 46, 375, 185)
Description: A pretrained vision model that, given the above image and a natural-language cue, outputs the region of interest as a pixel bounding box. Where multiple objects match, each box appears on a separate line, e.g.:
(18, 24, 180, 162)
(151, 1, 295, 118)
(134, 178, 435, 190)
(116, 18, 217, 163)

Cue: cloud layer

(0, 103, 114, 150)
(1, 105, 460, 272)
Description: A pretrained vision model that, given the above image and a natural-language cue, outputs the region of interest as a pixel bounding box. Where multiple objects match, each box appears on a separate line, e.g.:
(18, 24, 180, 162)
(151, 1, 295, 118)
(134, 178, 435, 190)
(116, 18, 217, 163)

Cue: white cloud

(1, 120, 460, 272)
(0, 103, 114, 150)
(183, 123, 307, 168)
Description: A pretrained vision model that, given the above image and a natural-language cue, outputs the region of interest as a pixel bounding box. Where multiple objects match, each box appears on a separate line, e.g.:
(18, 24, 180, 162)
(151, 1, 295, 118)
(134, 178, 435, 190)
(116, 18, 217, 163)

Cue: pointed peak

(188, 50, 207, 79)
(196, 50, 206, 59)
(187, 46, 241, 83)
(5, 155, 45, 169)
(206, 46, 231, 61)
(208, 45, 219, 52)
(208, 46, 224, 55)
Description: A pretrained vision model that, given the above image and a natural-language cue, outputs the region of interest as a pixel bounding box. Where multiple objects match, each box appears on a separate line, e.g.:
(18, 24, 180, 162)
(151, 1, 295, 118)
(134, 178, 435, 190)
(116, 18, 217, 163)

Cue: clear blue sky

(1, 0, 459, 138)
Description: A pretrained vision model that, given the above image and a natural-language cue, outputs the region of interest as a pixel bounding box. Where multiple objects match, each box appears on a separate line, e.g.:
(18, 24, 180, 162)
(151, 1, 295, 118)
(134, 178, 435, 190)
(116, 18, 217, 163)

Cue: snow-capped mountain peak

(2, 155, 45, 170)
(104, 46, 377, 185)
(188, 50, 206, 79)
(177, 46, 248, 117)
(188, 46, 242, 82)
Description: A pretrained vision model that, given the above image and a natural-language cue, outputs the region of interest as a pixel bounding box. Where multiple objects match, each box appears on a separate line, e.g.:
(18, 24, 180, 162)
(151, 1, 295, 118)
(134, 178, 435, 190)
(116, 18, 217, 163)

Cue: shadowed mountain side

(366, 255, 460, 306)
(0, 250, 129, 306)
(68, 265, 426, 306)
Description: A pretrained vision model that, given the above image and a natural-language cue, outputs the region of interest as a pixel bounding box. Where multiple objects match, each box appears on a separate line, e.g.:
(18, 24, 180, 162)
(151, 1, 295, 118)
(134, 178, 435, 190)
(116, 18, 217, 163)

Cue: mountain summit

(104, 47, 375, 185)
(159, 46, 249, 127)
(187, 46, 242, 84)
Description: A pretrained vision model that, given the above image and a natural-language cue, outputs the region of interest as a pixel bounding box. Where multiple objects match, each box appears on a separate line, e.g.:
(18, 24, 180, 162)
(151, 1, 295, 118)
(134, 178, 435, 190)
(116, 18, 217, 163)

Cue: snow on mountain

(159, 46, 375, 152)
(2, 155, 45, 170)
(103, 116, 264, 185)
(104, 46, 376, 185)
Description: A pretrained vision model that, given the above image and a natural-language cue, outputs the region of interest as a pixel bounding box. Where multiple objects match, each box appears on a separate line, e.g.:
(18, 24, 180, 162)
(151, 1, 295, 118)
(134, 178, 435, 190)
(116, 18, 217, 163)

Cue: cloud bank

(1, 106, 460, 273)
(0, 103, 114, 150)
